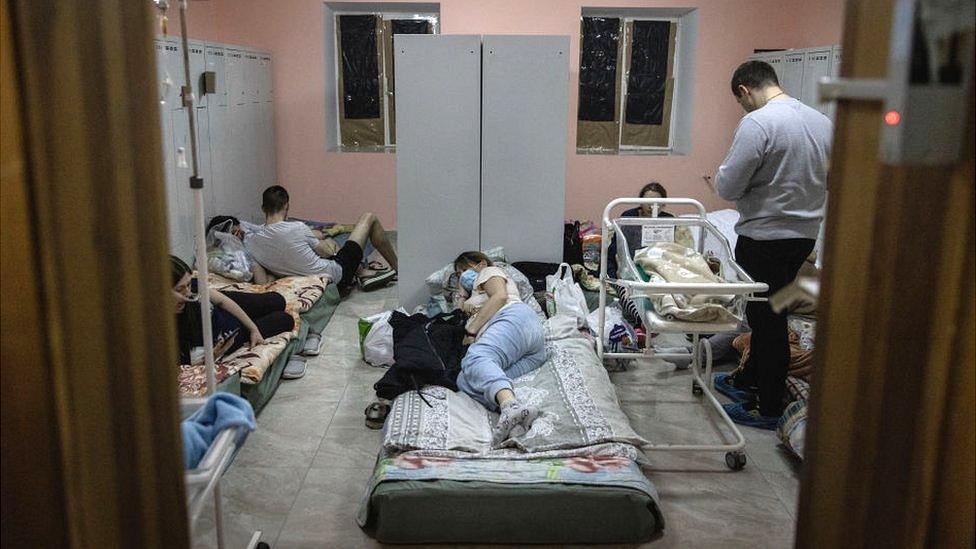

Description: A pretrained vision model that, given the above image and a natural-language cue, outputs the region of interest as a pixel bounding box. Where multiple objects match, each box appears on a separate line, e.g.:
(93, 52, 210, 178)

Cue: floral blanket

(356, 451, 664, 528)
(177, 274, 330, 396)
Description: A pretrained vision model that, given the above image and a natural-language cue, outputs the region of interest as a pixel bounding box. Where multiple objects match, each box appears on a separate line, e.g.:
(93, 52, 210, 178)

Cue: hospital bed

(598, 198, 768, 470)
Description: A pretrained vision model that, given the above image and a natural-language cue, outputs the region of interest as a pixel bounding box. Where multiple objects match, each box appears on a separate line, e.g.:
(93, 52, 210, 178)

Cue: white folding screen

(396, 34, 569, 309)
(395, 35, 483, 310)
(155, 37, 276, 261)
(480, 35, 568, 264)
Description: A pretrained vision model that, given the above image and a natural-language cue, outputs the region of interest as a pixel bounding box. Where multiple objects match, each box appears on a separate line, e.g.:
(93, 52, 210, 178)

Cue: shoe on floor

(282, 356, 308, 379)
(359, 269, 397, 291)
(300, 332, 323, 356)
(722, 402, 779, 430)
(714, 373, 758, 403)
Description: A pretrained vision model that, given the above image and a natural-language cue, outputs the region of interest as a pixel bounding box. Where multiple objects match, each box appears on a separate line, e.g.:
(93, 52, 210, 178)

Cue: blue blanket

(181, 393, 256, 469)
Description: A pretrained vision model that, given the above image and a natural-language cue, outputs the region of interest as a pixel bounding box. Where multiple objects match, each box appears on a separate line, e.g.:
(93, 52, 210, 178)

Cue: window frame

(332, 10, 439, 152)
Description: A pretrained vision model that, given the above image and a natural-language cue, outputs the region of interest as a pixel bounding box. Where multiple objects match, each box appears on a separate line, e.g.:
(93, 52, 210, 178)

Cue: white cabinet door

(395, 35, 482, 309)
(801, 49, 832, 114)
(205, 44, 228, 107)
(781, 51, 805, 99)
(226, 49, 247, 106)
(480, 35, 568, 264)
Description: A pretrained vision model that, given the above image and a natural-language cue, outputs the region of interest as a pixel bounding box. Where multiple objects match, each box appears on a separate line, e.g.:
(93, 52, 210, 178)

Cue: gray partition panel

(481, 35, 568, 263)
(395, 35, 482, 309)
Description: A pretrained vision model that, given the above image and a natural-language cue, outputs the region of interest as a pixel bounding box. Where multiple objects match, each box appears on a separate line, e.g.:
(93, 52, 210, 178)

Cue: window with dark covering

(333, 11, 437, 151)
(577, 14, 679, 153)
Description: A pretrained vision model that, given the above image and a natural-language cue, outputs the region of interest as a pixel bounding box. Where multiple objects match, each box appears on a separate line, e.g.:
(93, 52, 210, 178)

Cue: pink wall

(186, 0, 844, 227)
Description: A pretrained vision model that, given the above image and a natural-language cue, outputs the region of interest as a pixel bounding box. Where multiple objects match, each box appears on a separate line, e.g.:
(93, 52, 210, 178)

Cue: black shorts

(334, 240, 364, 291)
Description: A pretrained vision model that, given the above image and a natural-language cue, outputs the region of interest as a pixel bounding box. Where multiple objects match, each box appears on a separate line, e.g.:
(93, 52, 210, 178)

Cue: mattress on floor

(357, 334, 665, 544)
(360, 453, 662, 544)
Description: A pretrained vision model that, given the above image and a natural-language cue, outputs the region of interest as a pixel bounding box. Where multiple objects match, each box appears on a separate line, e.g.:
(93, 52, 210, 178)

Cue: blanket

(177, 274, 330, 395)
(382, 335, 647, 457)
(633, 242, 739, 324)
(181, 393, 255, 469)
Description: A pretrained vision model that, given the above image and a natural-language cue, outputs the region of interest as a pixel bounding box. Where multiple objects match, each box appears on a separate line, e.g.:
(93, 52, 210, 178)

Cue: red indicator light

(884, 110, 901, 126)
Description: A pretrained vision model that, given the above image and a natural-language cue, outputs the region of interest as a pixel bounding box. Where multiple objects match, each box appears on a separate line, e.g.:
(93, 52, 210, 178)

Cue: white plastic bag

(586, 302, 637, 352)
(359, 311, 395, 367)
(545, 263, 589, 326)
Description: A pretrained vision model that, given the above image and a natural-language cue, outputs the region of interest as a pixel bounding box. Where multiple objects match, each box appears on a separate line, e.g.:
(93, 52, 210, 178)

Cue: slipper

(359, 269, 397, 292)
(282, 356, 308, 380)
(367, 261, 390, 272)
(722, 402, 779, 430)
(365, 401, 391, 430)
(300, 333, 323, 356)
(714, 373, 758, 403)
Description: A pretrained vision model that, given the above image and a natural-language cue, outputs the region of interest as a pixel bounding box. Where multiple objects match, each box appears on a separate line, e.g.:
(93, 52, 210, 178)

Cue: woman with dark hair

(453, 251, 547, 445)
(170, 255, 294, 365)
(608, 181, 674, 279)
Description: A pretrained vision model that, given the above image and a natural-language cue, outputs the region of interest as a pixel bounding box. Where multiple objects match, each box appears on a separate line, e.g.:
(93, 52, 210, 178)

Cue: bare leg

(347, 212, 398, 271)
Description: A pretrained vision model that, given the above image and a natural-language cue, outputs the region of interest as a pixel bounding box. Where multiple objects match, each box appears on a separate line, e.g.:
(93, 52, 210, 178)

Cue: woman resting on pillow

(170, 255, 294, 365)
(454, 251, 548, 445)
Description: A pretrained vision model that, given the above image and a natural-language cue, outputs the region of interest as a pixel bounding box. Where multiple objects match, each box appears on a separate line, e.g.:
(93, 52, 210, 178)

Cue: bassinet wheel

(256, 542, 270, 549)
(725, 451, 747, 471)
(692, 381, 703, 396)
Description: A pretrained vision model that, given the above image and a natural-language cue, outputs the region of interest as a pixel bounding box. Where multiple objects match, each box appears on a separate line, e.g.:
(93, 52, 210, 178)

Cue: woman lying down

(453, 251, 549, 445)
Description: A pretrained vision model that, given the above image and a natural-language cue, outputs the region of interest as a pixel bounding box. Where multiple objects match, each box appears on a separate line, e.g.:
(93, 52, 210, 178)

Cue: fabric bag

(545, 263, 589, 326)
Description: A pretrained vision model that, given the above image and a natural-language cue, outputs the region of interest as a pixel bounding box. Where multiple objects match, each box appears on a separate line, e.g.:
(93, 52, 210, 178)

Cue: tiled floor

(192, 284, 801, 548)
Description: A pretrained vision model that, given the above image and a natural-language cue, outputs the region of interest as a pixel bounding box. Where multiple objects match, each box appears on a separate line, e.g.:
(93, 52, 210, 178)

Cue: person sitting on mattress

(171, 255, 294, 365)
(453, 251, 548, 445)
(243, 185, 398, 296)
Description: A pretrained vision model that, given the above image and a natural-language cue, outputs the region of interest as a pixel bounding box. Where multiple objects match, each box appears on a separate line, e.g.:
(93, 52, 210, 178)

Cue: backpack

(563, 221, 583, 266)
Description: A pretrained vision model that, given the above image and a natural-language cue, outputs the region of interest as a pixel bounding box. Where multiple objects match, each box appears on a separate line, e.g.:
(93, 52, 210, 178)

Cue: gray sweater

(715, 98, 832, 241)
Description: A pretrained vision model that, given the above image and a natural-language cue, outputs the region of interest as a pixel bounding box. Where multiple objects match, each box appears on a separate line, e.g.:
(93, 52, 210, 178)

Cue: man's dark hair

(730, 60, 779, 96)
(639, 181, 668, 199)
(262, 185, 289, 215)
(206, 215, 240, 235)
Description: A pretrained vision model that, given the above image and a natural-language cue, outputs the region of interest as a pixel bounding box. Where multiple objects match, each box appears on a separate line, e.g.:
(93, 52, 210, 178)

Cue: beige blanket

(177, 274, 330, 395)
(634, 242, 739, 324)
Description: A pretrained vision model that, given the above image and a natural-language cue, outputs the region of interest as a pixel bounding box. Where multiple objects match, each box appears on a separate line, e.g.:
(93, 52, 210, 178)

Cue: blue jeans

(456, 303, 547, 411)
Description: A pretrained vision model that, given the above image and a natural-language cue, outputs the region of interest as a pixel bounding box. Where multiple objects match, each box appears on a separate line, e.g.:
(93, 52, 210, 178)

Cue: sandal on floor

(359, 269, 397, 292)
(300, 333, 323, 356)
(282, 356, 308, 380)
(365, 401, 391, 430)
(367, 261, 390, 272)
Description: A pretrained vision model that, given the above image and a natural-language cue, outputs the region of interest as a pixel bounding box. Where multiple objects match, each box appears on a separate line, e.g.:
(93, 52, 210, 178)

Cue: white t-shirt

(464, 266, 522, 336)
(243, 221, 342, 281)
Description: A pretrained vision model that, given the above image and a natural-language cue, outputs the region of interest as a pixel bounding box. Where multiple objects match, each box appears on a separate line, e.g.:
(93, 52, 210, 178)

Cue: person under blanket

(242, 185, 399, 296)
(171, 255, 294, 365)
(709, 60, 830, 429)
(453, 251, 548, 445)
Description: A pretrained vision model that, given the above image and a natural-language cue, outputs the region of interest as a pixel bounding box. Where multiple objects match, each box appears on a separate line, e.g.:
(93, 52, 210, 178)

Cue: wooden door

(796, 1, 975, 547)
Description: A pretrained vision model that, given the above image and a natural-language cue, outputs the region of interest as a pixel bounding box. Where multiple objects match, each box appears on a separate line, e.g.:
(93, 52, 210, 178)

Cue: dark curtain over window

(625, 20, 670, 125)
(339, 14, 380, 119)
(578, 17, 620, 122)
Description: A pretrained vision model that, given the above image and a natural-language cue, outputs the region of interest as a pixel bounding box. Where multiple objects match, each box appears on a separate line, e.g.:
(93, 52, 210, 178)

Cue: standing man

(712, 60, 831, 429)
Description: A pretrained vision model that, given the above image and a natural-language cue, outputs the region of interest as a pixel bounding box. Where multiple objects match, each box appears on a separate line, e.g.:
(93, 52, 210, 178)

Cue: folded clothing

(181, 393, 256, 469)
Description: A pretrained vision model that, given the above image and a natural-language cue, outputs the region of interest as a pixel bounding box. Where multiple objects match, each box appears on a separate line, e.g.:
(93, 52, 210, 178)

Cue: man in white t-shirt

(244, 186, 398, 295)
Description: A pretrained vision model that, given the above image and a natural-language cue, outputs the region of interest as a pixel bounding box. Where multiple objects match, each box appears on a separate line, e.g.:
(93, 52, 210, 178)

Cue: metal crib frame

(597, 198, 768, 470)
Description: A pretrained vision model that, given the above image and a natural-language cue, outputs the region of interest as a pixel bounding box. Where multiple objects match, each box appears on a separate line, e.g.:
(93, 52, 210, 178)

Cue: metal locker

(205, 44, 228, 107)
(830, 46, 842, 78)
(188, 40, 207, 109)
(800, 49, 833, 115)
(194, 106, 216, 221)
(165, 41, 186, 110)
(258, 101, 275, 189)
(762, 52, 785, 85)
(207, 103, 232, 215)
(781, 51, 805, 99)
(244, 52, 260, 103)
(158, 107, 181, 256)
(154, 39, 172, 108)
(168, 108, 195, 261)
(261, 54, 273, 102)
(225, 49, 247, 106)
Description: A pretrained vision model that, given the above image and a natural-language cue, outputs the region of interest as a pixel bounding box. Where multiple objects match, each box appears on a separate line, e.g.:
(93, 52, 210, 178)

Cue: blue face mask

(459, 269, 478, 292)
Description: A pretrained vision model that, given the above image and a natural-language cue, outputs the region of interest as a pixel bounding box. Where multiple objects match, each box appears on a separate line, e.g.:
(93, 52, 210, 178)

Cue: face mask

(459, 269, 478, 292)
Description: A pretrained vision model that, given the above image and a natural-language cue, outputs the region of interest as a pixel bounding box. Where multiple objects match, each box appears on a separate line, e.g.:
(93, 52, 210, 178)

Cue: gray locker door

(762, 52, 785, 85)
(195, 106, 215, 221)
(207, 104, 235, 217)
(827, 46, 842, 121)
(781, 51, 805, 99)
(158, 107, 181, 257)
(154, 40, 170, 107)
(261, 55, 273, 102)
(226, 49, 247, 106)
(245, 53, 260, 103)
(188, 41, 207, 109)
(800, 49, 832, 115)
(395, 35, 482, 309)
(205, 45, 228, 107)
(258, 101, 275, 189)
(480, 35, 568, 263)
(169, 109, 195, 261)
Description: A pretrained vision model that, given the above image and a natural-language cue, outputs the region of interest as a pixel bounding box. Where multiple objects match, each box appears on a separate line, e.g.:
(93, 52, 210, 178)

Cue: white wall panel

(395, 35, 482, 309)
(480, 35, 567, 263)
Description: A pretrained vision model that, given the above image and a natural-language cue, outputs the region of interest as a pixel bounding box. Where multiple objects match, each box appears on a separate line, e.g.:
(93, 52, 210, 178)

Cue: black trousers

(734, 235, 815, 416)
(222, 291, 294, 356)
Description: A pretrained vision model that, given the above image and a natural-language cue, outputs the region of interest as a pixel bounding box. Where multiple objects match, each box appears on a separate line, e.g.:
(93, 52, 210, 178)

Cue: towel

(181, 393, 256, 469)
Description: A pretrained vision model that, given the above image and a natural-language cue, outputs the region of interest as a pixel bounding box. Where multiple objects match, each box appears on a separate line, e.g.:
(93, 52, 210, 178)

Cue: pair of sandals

(358, 261, 397, 292)
(365, 400, 390, 430)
